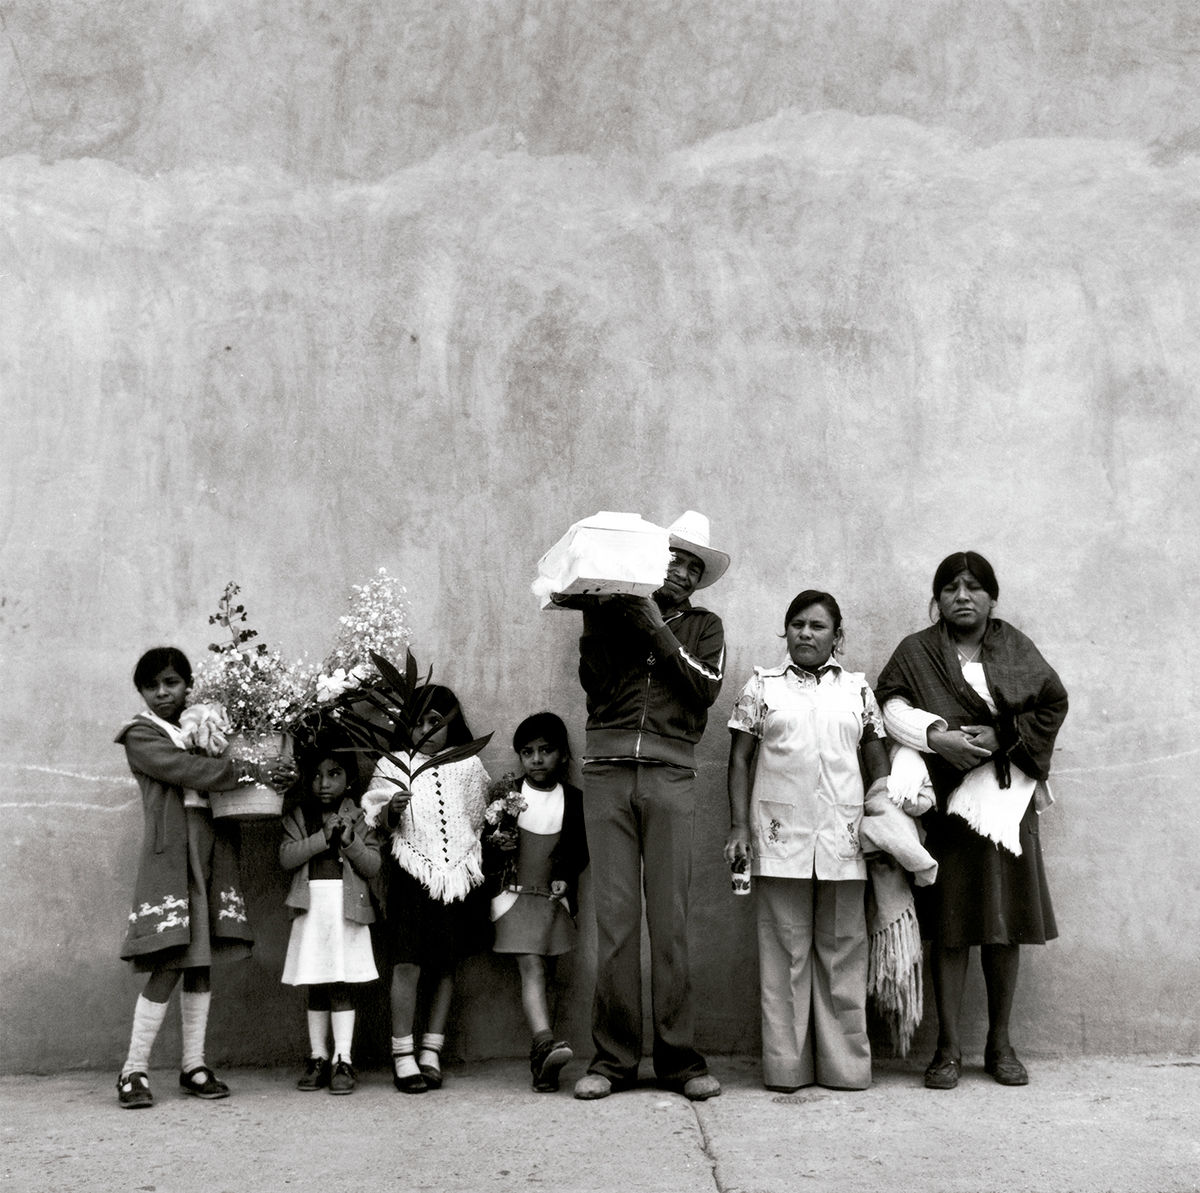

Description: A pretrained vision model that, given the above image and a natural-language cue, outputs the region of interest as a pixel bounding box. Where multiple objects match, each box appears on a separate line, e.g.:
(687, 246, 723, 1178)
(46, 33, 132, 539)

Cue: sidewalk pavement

(2, 1055, 1197, 1193)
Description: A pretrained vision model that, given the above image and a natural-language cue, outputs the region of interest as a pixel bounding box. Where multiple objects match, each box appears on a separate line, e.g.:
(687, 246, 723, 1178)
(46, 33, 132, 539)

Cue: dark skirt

(383, 863, 490, 973)
(917, 803, 1057, 948)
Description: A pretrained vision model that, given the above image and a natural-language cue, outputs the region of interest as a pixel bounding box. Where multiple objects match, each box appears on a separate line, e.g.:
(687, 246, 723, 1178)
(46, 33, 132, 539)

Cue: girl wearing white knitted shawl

(360, 685, 490, 1094)
(364, 753, 489, 901)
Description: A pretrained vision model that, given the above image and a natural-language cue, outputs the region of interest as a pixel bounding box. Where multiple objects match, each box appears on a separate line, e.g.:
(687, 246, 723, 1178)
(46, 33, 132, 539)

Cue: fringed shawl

(874, 619, 1068, 805)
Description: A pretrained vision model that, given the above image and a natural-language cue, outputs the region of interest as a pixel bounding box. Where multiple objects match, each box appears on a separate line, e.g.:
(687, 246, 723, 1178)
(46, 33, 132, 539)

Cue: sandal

(117, 1071, 153, 1109)
(179, 1065, 230, 1100)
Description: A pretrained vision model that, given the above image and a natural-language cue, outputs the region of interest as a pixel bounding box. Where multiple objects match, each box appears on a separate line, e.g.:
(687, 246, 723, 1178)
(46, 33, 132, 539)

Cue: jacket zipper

(633, 672, 651, 759)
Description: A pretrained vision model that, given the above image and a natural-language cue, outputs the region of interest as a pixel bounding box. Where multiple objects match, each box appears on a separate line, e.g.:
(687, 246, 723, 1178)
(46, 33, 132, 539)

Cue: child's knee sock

(122, 995, 170, 1077)
(418, 1032, 444, 1071)
(307, 1011, 331, 1060)
(179, 990, 211, 1073)
(391, 1035, 419, 1079)
(331, 1010, 355, 1064)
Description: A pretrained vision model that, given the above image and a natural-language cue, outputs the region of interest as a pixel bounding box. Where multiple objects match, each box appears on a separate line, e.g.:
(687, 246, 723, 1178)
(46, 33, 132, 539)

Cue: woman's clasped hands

(927, 724, 1000, 770)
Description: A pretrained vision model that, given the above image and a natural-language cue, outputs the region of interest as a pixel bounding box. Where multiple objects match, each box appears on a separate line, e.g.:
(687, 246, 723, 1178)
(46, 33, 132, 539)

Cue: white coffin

(532, 511, 670, 609)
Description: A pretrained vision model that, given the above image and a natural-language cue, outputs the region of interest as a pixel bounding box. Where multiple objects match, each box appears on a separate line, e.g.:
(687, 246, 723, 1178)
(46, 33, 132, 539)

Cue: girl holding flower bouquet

(484, 713, 589, 1092)
(115, 647, 296, 1110)
(279, 736, 382, 1095)
(361, 684, 491, 1093)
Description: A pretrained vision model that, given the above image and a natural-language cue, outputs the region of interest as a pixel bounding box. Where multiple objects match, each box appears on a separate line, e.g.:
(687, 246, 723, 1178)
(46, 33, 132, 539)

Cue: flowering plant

(484, 774, 527, 825)
(483, 774, 526, 851)
(190, 583, 313, 742)
(314, 569, 412, 703)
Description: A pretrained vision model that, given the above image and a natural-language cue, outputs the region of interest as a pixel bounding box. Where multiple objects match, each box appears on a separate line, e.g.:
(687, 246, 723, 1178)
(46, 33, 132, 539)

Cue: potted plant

(189, 583, 311, 818)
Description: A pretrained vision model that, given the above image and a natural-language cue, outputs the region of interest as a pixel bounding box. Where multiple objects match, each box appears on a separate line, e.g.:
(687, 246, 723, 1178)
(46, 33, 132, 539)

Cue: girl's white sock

(122, 995, 169, 1077)
(391, 1034, 419, 1078)
(419, 1032, 445, 1070)
(307, 1010, 331, 1060)
(331, 1010, 355, 1064)
(179, 990, 211, 1073)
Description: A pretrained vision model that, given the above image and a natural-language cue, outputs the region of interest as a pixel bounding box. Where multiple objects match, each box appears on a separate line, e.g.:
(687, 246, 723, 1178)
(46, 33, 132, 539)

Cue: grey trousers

(582, 761, 708, 1085)
(756, 876, 871, 1090)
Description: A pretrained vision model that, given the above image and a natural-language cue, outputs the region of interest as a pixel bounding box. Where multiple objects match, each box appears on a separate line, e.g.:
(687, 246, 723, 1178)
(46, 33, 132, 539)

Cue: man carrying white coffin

(555, 511, 729, 1102)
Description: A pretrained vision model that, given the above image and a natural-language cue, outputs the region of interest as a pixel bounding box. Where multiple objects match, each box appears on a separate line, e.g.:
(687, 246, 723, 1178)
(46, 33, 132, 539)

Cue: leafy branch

(207, 582, 267, 657)
(317, 648, 491, 792)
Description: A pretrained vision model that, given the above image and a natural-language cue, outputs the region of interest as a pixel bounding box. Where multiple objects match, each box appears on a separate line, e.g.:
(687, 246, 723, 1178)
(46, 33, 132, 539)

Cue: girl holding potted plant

(115, 647, 296, 1109)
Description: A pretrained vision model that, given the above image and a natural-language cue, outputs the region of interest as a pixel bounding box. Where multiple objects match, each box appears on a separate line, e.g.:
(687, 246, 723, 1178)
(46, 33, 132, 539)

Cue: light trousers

(756, 876, 871, 1090)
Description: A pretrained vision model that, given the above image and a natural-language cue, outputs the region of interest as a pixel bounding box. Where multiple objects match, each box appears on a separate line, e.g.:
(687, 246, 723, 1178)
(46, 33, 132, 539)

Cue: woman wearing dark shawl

(875, 552, 1068, 1091)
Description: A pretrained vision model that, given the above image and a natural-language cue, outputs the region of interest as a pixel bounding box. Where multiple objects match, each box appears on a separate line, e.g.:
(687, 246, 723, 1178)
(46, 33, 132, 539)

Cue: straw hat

(665, 511, 730, 589)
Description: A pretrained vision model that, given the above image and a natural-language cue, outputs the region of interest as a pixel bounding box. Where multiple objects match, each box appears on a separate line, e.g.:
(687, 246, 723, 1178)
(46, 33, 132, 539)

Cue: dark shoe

(531, 1040, 573, 1092)
(418, 1060, 443, 1091)
(179, 1066, 230, 1100)
(297, 1056, 331, 1091)
(329, 1060, 356, 1095)
(984, 1045, 1029, 1086)
(923, 1050, 962, 1090)
(117, 1071, 153, 1109)
(392, 1054, 427, 1094)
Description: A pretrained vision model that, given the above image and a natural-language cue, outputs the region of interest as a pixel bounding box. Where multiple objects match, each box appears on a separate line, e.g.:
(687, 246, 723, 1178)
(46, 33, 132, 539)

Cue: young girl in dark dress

(485, 712, 589, 1091)
(361, 685, 491, 1093)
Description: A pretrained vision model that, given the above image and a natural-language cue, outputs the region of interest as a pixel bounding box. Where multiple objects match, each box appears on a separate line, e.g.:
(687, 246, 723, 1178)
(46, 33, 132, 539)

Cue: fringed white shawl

(866, 860, 924, 1057)
(363, 754, 490, 903)
(860, 746, 940, 1056)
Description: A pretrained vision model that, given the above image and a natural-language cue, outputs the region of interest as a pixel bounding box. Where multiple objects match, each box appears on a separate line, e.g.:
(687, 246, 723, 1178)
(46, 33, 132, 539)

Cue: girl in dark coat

(115, 647, 294, 1109)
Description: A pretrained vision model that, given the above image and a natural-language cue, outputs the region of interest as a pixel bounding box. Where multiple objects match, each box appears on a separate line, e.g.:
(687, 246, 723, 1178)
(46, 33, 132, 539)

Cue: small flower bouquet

(483, 774, 526, 852)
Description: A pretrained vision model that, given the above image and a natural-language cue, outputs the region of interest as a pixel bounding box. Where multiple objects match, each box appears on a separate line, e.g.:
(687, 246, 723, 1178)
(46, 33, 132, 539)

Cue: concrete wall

(2, 1, 1198, 1073)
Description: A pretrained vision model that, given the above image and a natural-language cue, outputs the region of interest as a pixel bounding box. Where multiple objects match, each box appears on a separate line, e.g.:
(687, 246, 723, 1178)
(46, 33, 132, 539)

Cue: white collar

(758, 655, 843, 680)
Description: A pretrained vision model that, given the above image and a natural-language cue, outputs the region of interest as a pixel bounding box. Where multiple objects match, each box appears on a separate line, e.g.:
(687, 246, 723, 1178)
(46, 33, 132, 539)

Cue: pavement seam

(690, 1101, 729, 1193)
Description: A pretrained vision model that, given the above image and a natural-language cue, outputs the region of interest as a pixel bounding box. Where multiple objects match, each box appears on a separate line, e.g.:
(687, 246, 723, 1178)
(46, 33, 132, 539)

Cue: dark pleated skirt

(917, 803, 1057, 947)
(383, 864, 490, 973)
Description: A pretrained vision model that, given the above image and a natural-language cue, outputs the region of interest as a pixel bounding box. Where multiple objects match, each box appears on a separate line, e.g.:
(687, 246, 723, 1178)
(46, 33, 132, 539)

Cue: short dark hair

(133, 646, 193, 690)
(932, 552, 999, 601)
(298, 731, 363, 798)
(512, 711, 571, 758)
(783, 590, 843, 632)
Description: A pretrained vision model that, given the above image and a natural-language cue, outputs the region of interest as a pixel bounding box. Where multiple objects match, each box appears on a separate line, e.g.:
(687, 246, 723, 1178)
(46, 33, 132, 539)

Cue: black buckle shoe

(117, 1071, 153, 1109)
(179, 1066, 230, 1099)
